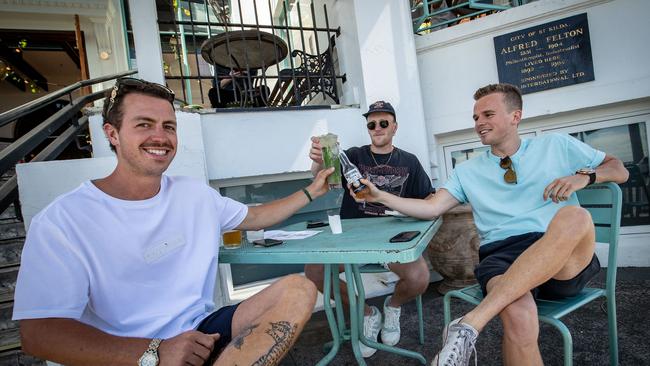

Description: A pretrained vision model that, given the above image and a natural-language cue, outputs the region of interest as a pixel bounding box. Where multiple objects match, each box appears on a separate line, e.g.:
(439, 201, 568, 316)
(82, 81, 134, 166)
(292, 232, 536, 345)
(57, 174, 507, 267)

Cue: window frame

(210, 171, 337, 306)
(541, 113, 650, 235)
(441, 131, 536, 180)
(438, 113, 650, 235)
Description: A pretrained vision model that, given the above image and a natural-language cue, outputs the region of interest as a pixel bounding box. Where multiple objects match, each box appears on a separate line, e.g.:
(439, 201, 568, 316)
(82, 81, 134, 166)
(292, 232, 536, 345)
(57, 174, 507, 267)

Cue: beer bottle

(339, 150, 370, 198)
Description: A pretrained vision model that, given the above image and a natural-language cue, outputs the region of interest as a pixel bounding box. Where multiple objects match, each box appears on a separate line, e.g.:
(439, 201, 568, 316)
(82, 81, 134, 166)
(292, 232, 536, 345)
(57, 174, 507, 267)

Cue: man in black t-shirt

(305, 100, 435, 357)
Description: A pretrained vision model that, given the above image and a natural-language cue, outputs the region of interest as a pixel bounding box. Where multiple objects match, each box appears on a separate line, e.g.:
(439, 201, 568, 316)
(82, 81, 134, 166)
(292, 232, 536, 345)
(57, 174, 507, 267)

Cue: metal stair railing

(0, 69, 137, 218)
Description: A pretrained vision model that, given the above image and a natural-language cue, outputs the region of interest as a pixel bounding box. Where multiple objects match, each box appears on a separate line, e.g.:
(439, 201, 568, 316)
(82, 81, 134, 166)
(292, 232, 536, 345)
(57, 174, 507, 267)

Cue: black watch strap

(576, 168, 596, 186)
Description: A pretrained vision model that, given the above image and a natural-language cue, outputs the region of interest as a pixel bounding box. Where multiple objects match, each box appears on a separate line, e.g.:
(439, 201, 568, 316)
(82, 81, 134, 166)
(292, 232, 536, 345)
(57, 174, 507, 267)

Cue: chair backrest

(576, 182, 622, 294)
(273, 35, 338, 106)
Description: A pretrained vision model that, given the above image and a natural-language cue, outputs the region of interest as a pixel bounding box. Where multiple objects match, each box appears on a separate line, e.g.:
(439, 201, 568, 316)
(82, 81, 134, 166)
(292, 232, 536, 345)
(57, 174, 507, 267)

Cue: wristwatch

(138, 338, 162, 366)
(575, 168, 597, 186)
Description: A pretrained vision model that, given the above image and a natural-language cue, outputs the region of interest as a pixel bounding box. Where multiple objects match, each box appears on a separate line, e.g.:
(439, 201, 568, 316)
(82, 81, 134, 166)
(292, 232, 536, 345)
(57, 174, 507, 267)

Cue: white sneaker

(381, 296, 401, 346)
(359, 306, 382, 358)
(431, 317, 478, 366)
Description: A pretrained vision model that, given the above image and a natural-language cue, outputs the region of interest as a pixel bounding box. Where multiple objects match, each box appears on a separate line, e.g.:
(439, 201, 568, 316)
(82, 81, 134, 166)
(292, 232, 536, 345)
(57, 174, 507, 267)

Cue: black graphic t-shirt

(339, 145, 435, 219)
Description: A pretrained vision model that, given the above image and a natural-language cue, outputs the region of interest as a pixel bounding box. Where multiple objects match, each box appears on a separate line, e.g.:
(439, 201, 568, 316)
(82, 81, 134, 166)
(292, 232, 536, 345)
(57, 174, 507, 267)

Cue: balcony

(144, 0, 345, 109)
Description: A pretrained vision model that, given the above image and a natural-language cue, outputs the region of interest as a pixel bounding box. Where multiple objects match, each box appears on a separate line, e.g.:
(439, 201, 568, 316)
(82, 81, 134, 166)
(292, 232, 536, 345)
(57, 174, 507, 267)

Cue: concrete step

(0, 239, 23, 269)
(0, 222, 25, 242)
(0, 349, 45, 366)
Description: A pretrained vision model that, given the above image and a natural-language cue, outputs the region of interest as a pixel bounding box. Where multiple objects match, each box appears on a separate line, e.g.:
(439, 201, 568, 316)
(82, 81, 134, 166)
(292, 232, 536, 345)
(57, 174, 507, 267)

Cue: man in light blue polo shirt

(355, 83, 629, 366)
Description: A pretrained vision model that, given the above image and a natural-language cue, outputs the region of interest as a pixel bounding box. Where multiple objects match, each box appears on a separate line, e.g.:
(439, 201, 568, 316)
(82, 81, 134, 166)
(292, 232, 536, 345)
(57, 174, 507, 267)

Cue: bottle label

(344, 169, 363, 184)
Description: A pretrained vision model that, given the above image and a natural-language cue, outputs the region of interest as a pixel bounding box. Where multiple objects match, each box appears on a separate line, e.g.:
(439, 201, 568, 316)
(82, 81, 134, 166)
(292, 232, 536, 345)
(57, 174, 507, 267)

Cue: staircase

(0, 144, 45, 365)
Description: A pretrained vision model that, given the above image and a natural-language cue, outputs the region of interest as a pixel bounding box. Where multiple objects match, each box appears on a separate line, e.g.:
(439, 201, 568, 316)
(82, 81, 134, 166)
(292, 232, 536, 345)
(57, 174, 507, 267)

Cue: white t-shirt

(13, 175, 248, 338)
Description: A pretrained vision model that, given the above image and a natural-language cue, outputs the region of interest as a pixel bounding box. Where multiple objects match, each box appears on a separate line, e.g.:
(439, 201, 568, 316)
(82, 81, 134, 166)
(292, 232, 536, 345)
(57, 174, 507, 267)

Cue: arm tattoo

(232, 323, 259, 350)
(251, 321, 298, 366)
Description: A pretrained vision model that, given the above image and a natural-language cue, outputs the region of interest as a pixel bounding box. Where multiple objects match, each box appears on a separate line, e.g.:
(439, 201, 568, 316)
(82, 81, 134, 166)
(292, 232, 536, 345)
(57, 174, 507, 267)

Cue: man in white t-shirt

(13, 77, 334, 366)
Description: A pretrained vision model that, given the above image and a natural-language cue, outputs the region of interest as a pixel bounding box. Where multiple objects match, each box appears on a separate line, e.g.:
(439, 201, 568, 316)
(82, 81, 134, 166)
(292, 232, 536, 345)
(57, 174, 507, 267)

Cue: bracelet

(301, 188, 313, 202)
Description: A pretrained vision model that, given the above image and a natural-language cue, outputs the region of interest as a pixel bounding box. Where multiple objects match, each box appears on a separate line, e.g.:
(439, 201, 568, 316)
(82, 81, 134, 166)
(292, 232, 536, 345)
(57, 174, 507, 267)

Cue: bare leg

(487, 276, 543, 366)
(463, 206, 595, 331)
(214, 274, 317, 365)
(386, 256, 429, 307)
(304, 264, 372, 316)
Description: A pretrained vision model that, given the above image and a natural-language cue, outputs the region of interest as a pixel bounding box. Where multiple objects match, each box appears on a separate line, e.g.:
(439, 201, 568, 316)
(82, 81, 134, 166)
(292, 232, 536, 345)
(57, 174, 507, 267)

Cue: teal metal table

(219, 216, 442, 365)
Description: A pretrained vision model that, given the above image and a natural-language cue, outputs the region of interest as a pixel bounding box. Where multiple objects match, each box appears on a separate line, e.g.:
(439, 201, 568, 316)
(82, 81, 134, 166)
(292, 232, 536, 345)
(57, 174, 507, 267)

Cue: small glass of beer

(222, 230, 243, 249)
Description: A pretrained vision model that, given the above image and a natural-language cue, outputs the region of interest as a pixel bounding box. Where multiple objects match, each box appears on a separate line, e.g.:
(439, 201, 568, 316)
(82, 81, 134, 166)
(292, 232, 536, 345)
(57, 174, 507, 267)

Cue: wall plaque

(493, 13, 594, 94)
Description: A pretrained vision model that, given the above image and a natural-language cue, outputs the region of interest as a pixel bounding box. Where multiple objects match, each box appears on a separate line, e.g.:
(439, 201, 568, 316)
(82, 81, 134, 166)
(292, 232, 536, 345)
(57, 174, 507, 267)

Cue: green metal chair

(443, 182, 622, 366)
(359, 264, 425, 344)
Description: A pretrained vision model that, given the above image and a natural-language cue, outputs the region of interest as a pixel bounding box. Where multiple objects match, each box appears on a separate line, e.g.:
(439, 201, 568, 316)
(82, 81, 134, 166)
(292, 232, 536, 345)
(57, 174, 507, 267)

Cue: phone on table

(253, 239, 284, 247)
(389, 231, 421, 243)
(306, 220, 329, 229)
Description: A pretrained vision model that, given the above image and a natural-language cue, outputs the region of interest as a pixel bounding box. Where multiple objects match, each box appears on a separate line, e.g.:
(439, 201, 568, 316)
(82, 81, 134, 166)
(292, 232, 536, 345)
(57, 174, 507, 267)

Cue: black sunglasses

(499, 156, 517, 184)
(367, 120, 390, 130)
(106, 77, 175, 115)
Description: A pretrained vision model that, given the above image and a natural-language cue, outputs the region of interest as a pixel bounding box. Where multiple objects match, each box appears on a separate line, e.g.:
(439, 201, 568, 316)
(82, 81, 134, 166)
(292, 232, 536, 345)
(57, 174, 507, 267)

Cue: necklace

(371, 146, 395, 167)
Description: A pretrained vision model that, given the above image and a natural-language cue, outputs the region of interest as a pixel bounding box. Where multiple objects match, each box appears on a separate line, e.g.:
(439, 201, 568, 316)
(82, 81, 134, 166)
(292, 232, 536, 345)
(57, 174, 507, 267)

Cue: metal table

(201, 30, 289, 107)
(219, 216, 443, 365)
(200, 29, 288, 70)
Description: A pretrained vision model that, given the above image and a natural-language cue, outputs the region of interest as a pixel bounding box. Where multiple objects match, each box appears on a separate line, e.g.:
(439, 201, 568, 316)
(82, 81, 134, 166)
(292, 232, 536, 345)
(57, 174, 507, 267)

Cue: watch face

(138, 352, 158, 366)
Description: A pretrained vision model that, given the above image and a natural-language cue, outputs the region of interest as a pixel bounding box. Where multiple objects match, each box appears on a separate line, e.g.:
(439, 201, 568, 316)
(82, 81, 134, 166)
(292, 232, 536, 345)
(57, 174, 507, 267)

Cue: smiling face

(366, 111, 397, 149)
(473, 92, 521, 147)
(103, 93, 177, 178)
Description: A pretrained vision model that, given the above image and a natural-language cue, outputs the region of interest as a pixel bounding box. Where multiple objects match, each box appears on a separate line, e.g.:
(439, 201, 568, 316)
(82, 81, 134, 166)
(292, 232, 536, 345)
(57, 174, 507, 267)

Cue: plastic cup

(246, 229, 265, 242)
(222, 230, 242, 249)
(327, 210, 343, 234)
(245, 204, 264, 242)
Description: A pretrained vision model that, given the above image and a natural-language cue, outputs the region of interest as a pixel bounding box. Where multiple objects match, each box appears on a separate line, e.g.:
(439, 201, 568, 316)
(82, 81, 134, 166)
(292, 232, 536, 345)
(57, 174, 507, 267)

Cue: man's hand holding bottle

(349, 178, 384, 203)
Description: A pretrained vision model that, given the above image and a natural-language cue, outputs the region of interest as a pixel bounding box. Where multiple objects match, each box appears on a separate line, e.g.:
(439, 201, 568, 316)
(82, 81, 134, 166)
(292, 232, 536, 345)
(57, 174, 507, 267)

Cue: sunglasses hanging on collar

(499, 156, 517, 184)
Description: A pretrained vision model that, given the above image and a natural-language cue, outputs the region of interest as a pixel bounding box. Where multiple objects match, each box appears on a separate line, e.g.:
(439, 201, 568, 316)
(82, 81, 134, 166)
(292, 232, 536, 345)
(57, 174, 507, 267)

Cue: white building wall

(416, 0, 650, 137)
(352, 0, 432, 177)
(415, 0, 650, 266)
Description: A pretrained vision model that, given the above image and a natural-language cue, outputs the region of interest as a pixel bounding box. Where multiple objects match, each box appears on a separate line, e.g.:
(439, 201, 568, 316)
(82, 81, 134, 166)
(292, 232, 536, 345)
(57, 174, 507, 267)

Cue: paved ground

(280, 267, 650, 365)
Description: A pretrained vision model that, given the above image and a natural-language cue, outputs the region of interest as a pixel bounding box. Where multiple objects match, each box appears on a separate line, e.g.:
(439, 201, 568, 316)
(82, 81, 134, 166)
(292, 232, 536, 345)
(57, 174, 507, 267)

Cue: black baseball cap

(363, 100, 395, 118)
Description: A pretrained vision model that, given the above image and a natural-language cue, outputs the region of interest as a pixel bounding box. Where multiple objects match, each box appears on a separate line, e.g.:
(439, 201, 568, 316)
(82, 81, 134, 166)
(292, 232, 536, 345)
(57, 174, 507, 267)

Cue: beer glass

(319, 133, 342, 189)
(222, 230, 243, 249)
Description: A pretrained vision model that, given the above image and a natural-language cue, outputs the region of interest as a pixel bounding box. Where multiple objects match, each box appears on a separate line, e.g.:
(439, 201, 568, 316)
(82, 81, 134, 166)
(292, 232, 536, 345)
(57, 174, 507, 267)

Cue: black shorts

(196, 303, 240, 363)
(474, 232, 601, 300)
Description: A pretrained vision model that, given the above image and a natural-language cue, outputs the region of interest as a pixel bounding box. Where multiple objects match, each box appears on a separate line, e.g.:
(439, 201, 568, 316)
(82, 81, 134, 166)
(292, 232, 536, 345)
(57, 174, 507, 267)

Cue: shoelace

(384, 307, 399, 330)
(364, 311, 378, 337)
(442, 327, 477, 366)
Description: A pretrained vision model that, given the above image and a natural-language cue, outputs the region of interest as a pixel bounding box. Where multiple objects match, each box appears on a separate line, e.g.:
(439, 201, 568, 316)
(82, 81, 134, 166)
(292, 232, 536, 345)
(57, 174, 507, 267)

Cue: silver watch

(138, 338, 162, 366)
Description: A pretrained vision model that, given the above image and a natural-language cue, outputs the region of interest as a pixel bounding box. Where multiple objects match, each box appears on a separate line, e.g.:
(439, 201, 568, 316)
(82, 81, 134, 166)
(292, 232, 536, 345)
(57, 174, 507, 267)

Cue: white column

(352, 0, 432, 175)
(127, 0, 165, 84)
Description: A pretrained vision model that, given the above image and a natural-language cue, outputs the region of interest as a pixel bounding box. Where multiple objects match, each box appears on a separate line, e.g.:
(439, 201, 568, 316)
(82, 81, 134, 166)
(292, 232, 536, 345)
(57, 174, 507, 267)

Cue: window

(450, 146, 490, 168)
(441, 116, 650, 229)
(153, 0, 343, 108)
(568, 122, 649, 227)
(216, 178, 342, 287)
(442, 132, 535, 175)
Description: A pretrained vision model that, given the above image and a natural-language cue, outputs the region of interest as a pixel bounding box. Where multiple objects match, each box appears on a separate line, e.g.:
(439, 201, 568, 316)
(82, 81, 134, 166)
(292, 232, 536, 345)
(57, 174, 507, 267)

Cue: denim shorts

(196, 303, 240, 363)
(474, 232, 601, 300)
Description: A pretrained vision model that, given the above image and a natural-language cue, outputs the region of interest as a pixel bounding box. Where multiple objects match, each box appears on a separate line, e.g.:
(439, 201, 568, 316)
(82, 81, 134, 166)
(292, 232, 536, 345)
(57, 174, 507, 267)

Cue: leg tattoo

(232, 323, 259, 350)
(251, 321, 298, 366)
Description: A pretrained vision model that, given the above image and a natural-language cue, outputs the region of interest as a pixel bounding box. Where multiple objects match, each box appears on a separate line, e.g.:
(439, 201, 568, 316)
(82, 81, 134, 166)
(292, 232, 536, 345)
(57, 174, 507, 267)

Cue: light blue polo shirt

(443, 133, 605, 246)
